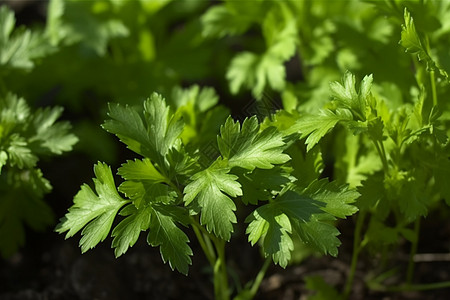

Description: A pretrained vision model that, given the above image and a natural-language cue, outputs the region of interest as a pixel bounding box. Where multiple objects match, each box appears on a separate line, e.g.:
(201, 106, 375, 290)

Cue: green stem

(430, 70, 438, 107)
(248, 257, 272, 297)
(343, 211, 367, 299)
(191, 217, 216, 266)
(212, 237, 230, 300)
(372, 139, 389, 174)
(406, 218, 421, 284)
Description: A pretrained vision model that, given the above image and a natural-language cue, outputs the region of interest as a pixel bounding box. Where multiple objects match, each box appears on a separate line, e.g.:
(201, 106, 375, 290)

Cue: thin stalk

(425, 34, 438, 107)
(430, 70, 438, 107)
(373, 140, 389, 174)
(379, 141, 388, 169)
(214, 259, 223, 300)
(343, 211, 367, 299)
(406, 218, 421, 284)
(248, 257, 272, 297)
(191, 218, 216, 266)
(213, 237, 230, 300)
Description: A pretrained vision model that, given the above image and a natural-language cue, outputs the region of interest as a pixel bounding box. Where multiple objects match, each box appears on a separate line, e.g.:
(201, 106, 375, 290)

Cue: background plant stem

(406, 218, 421, 284)
(343, 210, 366, 299)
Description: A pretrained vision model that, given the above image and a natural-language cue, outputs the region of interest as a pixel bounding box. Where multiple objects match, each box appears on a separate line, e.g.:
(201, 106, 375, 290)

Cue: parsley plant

(57, 89, 359, 299)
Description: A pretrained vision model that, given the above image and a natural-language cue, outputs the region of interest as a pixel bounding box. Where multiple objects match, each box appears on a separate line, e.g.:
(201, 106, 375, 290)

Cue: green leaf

(118, 181, 175, 208)
(103, 93, 183, 168)
(168, 86, 228, 150)
(225, 2, 297, 98)
(0, 93, 76, 167)
(166, 147, 197, 179)
(287, 144, 324, 186)
(262, 4, 298, 62)
(147, 205, 193, 275)
(257, 55, 287, 93)
(111, 198, 193, 274)
(301, 179, 359, 219)
(117, 159, 176, 209)
(294, 109, 352, 151)
(0, 93, 30, 132)
(184, 161, 242, 240)
(264, 212, 293, 268)
(275, 190, 324, 222)
(170, 85, 218, 113)
(28, 106, 78, 155)
(400, 8, 430, 62)
(400, 8, 449, 80)
(329, 72, 372, 121)
(0, 94, 35, 169)
(117, 158, 166, 183)
(102, 102, 152, 157)
(226, 52, 290, 99)
(226, 52, 259, 95)
(45, 0, 129, 55)
(218, 116, 290, 170)
(245, 204, 293, 268)
(7, 134, 37, 169)
(284, 179, 358, 256)
(245, 177, 357, 264)
(0, 6, 54, 72)
(245, 189, 323, 267)
(295, 214, 341, 257)
(246, 205, 271, 247)
(201, 5, 252, 38)
(237, 167, 291, 205)
(111, 204, 151, 257)
(143, 93, 184, 157)
(334, 133, 382, 188)
(56, 162, 129, 253)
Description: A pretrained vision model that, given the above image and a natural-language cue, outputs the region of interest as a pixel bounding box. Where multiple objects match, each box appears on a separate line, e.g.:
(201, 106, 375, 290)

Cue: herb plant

(57, 88, 359, 299)
(0, 6, 77, 258)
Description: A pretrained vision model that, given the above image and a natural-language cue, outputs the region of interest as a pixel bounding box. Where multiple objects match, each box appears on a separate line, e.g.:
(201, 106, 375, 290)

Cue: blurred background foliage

(5, 0, 450, 163)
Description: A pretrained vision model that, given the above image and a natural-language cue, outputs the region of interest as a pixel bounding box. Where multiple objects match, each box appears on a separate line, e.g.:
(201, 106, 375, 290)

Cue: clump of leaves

(0, 5, 77, 258)
(0, 93, 77, 258)
(57, 87, 359, 299)
(0, 5, 54, 77)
